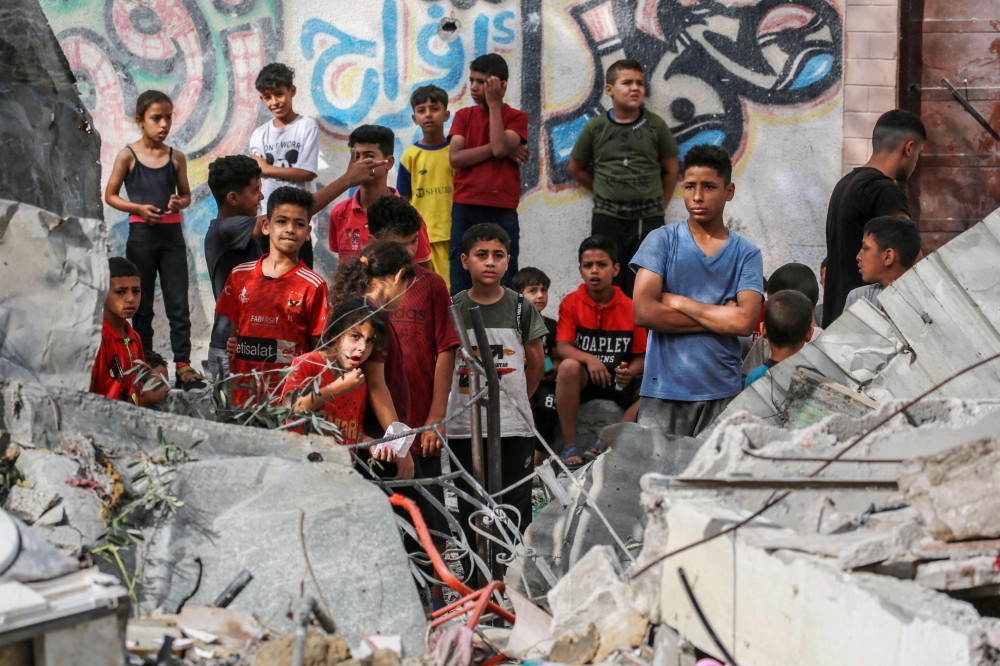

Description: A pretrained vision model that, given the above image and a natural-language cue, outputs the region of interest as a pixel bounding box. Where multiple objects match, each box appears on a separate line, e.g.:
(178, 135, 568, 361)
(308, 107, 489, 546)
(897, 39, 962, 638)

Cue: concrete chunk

(898, 438, 1000, 542)
(916, 557, 1000, 591)
(548, 545, 635, 643)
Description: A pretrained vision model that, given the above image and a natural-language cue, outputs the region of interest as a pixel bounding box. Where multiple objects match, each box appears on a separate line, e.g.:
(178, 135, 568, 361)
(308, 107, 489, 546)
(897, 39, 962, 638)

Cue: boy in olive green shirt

(569, 58, 679, 297)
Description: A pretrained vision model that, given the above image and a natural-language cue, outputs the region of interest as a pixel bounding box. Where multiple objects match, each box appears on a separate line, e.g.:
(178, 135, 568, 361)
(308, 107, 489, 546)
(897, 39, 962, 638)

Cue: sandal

(559, 446, 585, 470)
(175, 364, 207, 390)
(583, 442, 606, 462)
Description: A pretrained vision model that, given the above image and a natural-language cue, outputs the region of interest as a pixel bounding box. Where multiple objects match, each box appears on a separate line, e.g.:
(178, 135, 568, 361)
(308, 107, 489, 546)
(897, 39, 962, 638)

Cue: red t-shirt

(362, 309, 411, 439)
(281, 352, 367, 445)
(328, 188, 431, 263)
(389, 266, 459, 455)
(448, 103, 529, 209)
(91, 317, 146, 404)
(216, 256, 328, 409)
(557, 284, 648, 372)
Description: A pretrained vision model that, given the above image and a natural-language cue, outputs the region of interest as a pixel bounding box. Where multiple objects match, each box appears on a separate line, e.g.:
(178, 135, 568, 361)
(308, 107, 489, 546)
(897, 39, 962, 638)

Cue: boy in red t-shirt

(448, 53, 529, 295)
(368, 195, 459, 612)
(555, 236, 647, 466)
(217, 186, 328, 411)
(328, 124, 432, 266)
(92, 257, 147, 405)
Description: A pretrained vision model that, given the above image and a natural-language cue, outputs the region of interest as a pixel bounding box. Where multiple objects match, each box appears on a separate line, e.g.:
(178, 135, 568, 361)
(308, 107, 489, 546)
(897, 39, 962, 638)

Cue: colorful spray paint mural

(39, 0, 844, 335)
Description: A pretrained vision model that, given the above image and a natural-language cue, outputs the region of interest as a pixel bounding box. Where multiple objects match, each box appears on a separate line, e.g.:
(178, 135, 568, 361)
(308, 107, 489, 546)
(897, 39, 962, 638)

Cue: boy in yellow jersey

(397, 85, 454, 288)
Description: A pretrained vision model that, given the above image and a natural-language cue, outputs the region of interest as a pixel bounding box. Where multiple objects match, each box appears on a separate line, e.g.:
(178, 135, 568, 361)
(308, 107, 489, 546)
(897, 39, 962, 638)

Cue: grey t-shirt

(447, 288, 547, 438)
(843, 283, 884, 314)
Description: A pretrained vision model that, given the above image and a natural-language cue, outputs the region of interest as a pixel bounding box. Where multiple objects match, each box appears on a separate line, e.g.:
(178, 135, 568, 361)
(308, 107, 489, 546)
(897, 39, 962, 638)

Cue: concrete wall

(39, 0, 845, 335)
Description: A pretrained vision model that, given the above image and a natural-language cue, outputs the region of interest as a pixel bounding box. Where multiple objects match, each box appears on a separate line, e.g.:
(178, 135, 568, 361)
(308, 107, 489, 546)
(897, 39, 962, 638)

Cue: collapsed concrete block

(509, 424, 702, 598)
(13, 447, 104, 544)
(548, 546, 634, 640)
(898, 438, 1000, 542)
(0, 201, 107, 391)
(0, 0, 103, 220)
(139, 456, 427, 656)
(916, 557, 1000, 592)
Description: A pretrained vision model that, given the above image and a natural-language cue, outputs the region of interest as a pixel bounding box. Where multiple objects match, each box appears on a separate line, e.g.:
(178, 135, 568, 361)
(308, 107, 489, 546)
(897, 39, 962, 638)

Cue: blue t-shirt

(630, 221, 764, 401)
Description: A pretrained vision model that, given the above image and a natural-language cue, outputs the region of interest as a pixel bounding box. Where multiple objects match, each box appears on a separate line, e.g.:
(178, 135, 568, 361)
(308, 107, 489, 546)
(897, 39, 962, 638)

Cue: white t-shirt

(248, 115, 320, 215)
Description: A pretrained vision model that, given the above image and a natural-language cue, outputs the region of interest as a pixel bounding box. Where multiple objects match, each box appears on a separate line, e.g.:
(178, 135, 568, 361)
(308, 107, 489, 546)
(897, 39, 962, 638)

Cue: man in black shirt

(823, 110, 926, 327)
(204, 156, 267, 381)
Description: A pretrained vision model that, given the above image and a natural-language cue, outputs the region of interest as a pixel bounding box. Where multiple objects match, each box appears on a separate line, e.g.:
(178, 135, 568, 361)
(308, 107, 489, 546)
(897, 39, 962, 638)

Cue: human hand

(226, 337, 237, 360)
(484, 76, 506, 107)
(167, 194, 183, 213)
(371, 444, 398, 462)
(329, 368, 365, 395)
(394, 452, 415, 480)
(615, 363, 633, 388)
(509, 144, 530, 165)
(138, 204, 162, 225)
(251, 154, 269, 170)
(585, 356, 612, 388)
(345, 156, 388, 187)
(420, 425, 445, 456)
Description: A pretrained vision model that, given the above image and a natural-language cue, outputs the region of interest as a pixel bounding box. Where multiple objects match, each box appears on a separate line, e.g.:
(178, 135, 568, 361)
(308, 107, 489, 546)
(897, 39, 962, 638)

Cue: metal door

(899, 0, 1000, 252)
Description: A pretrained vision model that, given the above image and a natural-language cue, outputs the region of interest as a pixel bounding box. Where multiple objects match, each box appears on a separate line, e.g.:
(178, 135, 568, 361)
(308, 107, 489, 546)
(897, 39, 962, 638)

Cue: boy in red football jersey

(92, 257, 146, 405)
(555, 236, 646, 465)
(217, 186, 328, 410)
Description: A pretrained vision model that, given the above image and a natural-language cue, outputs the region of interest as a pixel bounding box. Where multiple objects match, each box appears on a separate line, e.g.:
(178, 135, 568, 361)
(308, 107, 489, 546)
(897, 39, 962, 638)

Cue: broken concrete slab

(0, 511, 79, 583)
(508, 424, 702, 599)
(915, 557, 1000, 592)
(4, 484, 59, 524)
(548, 545, 633, 640)
(0, 0, 103, 220)
(0, 201, 107, 391)
(12, 447, 104, 544)
(898, 438, 1000, 542)
(138, 456, 426, 656)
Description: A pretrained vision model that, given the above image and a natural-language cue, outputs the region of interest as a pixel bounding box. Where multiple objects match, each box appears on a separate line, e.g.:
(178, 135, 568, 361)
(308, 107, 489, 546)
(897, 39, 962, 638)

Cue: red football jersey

(216, 256, 328, 409)
(91, 317, 146, 404)
(280, 352, 367, 445)
(557, 284, 648, 372)
(328, 187, 431, 264)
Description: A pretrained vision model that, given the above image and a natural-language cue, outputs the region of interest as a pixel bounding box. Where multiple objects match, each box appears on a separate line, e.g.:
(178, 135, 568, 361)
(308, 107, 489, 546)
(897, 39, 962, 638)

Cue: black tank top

(124, 146, 177, 212)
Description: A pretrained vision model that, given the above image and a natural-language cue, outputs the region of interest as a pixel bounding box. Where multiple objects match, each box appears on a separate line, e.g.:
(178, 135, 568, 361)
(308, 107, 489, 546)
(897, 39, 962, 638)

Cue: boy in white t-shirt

(249, 63, 320, 264)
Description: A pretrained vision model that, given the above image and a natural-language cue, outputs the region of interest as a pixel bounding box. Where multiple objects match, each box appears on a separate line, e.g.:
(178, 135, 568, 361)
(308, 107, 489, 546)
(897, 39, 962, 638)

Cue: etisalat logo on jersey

(235, 336, 297, 364)
(457, 344, 516, 394)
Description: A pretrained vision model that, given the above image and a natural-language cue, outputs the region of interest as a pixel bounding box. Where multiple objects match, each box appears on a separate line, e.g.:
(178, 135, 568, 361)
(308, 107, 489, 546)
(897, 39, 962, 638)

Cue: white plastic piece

(376, 422, 416, 458)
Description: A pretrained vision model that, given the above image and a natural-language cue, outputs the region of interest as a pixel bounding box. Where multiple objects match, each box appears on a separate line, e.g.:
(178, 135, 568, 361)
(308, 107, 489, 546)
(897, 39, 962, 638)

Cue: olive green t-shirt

(571, 109, 680, 220)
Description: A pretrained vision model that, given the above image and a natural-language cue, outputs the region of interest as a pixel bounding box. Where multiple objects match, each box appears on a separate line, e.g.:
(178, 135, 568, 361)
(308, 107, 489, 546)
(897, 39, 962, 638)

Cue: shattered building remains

(5, 0, 1000, 664)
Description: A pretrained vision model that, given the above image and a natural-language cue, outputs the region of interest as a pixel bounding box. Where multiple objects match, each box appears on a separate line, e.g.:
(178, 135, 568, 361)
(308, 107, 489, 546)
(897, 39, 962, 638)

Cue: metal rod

(678, 568, 739, 666)
(468, 306, 502, 496)
(943, 77, 1000, 141)
(468, 306, 504, 583)
(449, 303, 490, 587)
(663, 477, 898, 491)
(213, 569, 253, 608)
(740, 447, 903, 464)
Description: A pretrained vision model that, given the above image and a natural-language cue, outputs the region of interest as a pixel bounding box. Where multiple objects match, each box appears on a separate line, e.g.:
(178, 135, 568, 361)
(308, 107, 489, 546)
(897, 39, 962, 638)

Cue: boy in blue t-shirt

(630, 145, 764, 437)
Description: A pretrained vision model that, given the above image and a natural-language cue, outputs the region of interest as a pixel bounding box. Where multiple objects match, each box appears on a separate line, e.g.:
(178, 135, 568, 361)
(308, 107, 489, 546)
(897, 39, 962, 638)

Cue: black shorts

(581, 375, 642, 410)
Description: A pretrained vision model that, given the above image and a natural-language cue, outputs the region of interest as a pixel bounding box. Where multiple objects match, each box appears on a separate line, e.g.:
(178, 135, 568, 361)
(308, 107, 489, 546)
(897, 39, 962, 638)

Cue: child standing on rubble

(281, 297, 387, 447)
(91, 257, 146, 405)
(104, 91, 204, 391)
(216, 187, 328, 411)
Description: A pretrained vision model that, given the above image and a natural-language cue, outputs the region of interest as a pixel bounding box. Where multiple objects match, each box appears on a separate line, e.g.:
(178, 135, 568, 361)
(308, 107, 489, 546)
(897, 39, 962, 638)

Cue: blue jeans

(449, 203, 519, 296)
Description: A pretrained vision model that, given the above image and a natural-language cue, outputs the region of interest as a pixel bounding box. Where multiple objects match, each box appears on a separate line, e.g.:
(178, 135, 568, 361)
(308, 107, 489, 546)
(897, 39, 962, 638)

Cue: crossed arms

(632, 268, 762, 337)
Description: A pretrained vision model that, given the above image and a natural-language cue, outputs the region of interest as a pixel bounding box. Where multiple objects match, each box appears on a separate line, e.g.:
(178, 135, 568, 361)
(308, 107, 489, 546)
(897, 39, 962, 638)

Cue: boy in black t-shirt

(204, 155, 267, 385)
(568, 59, 679, 297)
(513, 267, 560, 466)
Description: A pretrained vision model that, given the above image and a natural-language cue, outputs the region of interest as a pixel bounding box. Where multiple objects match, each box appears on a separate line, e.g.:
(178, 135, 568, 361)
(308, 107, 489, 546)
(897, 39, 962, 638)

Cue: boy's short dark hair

(578, 235, 619, 265)
(135, 90, 172, 119)
(606, 59, 643, 85)
(349, 125, 395, 158)
(368, 195, 422, 239)
(682, 144, 733, 184)
(512, 267, 551, 293)
(863, 216, 922, 269)
(109, 257, 140, 279)
(470, 53, 509, 82)
(266, 186, 315, 218)
(765, 263, 819, 307)
(144, 350, 167, 370)
(462, 223, 510, 255)
(208, 155, 262, 207)
(764, 290, 814, 349)
(871, 110, 927, 154)
(255, 63, 294, 93)
(410, 84, 448, 110)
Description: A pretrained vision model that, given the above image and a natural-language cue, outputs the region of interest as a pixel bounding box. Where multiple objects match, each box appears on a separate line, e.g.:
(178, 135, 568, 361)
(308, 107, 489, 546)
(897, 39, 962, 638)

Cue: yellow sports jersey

(396, 142, 453, 243)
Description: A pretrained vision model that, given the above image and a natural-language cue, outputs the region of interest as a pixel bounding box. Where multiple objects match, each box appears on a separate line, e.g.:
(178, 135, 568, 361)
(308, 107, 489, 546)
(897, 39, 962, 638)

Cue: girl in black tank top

(104, 90, 205, 390)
